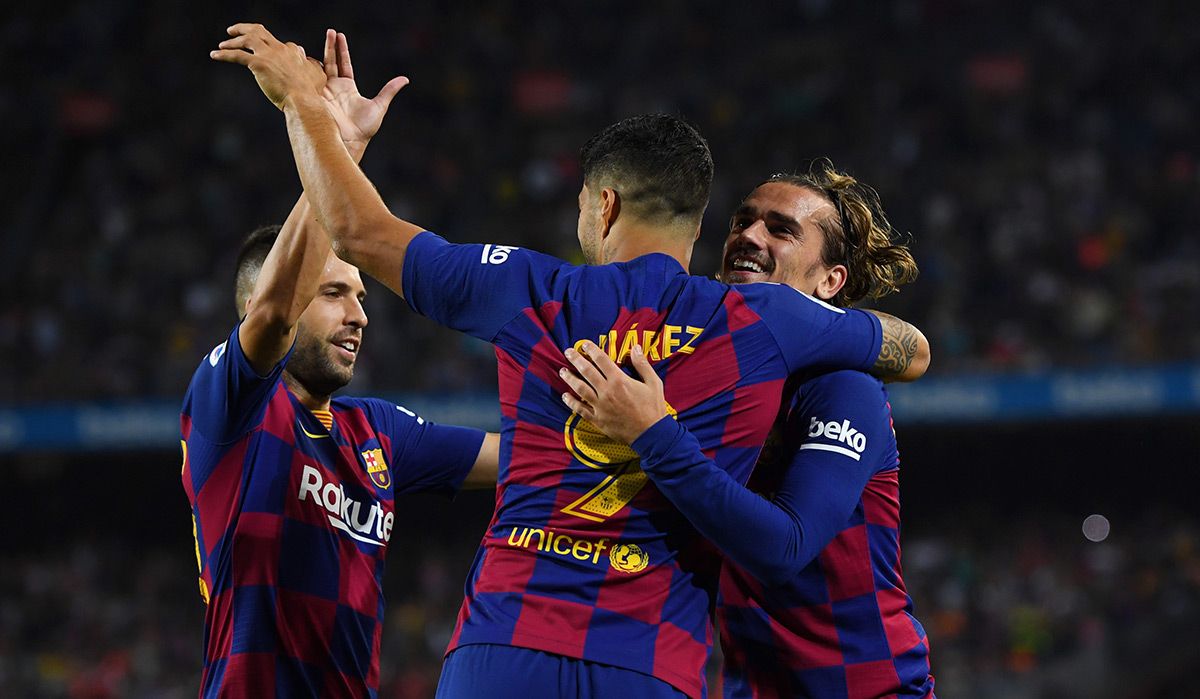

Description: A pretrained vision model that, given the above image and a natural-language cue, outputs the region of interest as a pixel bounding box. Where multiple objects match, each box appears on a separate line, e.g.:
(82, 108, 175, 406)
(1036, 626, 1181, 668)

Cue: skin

(560, 180, 923, 442)
(210, 22, 927, 381)
(265, 254, 368, 409)
(237, 28, 405, 383)
(721, 182, 847, 296)
(575, 182, 700, 267)
(225, 27, 498, 487)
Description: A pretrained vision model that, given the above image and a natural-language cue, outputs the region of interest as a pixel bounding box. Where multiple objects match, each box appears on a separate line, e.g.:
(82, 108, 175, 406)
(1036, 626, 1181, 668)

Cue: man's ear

(815, 264, 848, 301)
(599, 187, 621, 239)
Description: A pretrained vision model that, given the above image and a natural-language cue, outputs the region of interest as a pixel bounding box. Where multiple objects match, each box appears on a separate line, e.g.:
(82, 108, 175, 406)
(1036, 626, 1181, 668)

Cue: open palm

(319, 30, 408, 146)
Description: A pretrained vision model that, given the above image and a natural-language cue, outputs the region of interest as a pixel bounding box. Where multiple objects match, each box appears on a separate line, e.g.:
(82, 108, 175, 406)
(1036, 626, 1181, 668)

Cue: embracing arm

(559, 345, 885, 584)
(626, 417, 871, 585)
(866, 310, 930, 382)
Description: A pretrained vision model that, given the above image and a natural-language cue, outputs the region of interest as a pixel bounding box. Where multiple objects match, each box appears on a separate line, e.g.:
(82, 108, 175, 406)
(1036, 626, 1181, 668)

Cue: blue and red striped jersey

(716, 371, 935, 698)
(180, 324, 484, 698)
(402, 232, 884, 698)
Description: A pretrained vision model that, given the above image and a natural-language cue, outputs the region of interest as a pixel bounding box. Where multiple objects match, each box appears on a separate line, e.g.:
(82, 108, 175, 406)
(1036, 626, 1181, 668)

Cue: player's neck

(604, 226, 694, 270)
(282, 371, 333, 412)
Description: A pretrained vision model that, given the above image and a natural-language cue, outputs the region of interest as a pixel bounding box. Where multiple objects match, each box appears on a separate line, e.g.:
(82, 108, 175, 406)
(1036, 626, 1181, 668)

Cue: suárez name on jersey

(298, 465, 393, 547)
(803, 417, 868, 460)
(573, 323, 704, 363)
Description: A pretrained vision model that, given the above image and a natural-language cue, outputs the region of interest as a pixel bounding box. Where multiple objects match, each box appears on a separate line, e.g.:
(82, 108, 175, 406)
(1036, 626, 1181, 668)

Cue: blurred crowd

(3, 0, 1199, 405)
(2, 508, 1196, 698)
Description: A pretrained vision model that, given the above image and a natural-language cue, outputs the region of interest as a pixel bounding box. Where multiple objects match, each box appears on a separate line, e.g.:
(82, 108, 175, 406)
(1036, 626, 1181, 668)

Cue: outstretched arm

(866, 310, 930, 382)
(212, 23, 421, 297)
(237, 30, 379, 374)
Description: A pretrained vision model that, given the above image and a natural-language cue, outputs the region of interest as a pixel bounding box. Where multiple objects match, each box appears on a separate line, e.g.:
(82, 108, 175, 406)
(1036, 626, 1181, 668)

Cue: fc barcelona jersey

(181, 324, 484, 698)
(402, 232, 883, 698)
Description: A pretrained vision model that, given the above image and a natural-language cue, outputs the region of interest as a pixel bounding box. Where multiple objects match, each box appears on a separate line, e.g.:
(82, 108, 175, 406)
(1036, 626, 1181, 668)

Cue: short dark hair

(234, 225, 281, 317)
(579, 114, 713, 227)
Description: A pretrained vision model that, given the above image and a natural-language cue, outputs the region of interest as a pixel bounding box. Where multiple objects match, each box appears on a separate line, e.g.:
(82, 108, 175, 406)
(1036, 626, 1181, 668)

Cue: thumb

(630, 345, 659, 385)
(373, 76, 410, 110)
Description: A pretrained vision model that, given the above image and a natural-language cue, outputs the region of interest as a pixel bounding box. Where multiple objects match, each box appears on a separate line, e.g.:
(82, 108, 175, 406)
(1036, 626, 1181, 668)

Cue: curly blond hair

(765, 160, 918, 307)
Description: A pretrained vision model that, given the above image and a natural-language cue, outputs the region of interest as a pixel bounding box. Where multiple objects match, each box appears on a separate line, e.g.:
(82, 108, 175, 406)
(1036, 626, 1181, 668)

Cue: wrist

(629, 416, 687, 474)
(621, 417, 658, 445)
(343, 138, 368, 163)
(282, 89, 326, 115)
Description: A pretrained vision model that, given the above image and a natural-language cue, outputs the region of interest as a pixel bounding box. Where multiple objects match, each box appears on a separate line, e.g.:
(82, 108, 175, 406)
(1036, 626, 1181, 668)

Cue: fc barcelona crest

(361, 448, 391, 489)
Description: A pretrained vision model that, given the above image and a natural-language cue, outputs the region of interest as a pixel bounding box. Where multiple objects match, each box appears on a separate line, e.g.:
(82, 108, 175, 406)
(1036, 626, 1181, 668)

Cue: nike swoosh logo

(300, 426, 329, 439)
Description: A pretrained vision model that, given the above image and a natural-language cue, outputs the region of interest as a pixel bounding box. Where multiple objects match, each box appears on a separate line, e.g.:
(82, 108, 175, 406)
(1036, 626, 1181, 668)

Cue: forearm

(239, 193, 330, 372)
(256, 196, 326, 320)
(867, 310, 930, 382)
(630, 418, 817, 585)
(282, 93, 422, 294)
(252, 140, 368, 323)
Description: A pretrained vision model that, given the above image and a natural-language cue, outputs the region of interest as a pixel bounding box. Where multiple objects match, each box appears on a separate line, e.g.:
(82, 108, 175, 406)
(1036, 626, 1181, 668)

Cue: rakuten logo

(298, 465, 393, 547)
(803, 417, 867, 461)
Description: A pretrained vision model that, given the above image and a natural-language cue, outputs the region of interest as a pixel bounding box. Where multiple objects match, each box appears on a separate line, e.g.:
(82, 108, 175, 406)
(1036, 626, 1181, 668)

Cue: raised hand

(210, 23, 326, 111)
(559, 341, 669, 445)
(319, 30, 409, 147)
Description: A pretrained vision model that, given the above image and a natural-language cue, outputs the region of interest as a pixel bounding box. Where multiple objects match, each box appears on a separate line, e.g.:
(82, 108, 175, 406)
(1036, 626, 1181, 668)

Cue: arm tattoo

(872, 311, 920, 377)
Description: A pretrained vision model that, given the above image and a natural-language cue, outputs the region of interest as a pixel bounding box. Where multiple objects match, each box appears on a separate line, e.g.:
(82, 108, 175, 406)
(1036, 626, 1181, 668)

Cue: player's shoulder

(563, 253, 690, 302)
(794, 371, 896, 464)
(333, 396, 428, 426)
(188, 324, 257, 376)
(803, 369, 884, 392)
(798, 370, 889, 412)
(332, 395, 389, 420)
(585, 252, 686, 280)
(734, 281, 849, 315)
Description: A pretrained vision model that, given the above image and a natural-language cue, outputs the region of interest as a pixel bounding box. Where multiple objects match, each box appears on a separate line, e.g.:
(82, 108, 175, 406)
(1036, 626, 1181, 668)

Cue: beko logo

(802, 417, 867, 460)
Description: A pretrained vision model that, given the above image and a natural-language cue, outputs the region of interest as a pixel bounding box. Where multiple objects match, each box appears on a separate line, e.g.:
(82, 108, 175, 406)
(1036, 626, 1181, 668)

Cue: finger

(210, 49, 254, 66)
(336, 32, 354, 79)
(562, 393, 596, 421)
(558, 367, 598, 404)
(564, 347, 608, 388)
(217, 35, 261, 52)
(578, 340, 624, 379)
(286, 42, 306, 59)
(322, 29, 337, 79)
(227, 23, 268, 40)
(630, 344, 661, 386)
(372, 76, 410, 110)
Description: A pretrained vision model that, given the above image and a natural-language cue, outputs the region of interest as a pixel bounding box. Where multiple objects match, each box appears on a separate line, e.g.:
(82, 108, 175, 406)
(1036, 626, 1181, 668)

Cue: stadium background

(2, 1, 1198, 697)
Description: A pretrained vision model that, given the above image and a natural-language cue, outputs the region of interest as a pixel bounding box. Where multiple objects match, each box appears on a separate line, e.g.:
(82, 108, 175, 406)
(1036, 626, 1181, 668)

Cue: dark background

(2, 1, 1199, 697)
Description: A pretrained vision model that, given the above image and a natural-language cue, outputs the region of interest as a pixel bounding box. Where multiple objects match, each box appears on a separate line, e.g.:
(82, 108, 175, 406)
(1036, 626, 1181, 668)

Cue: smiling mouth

(332, 337, 360, 360)
(725, 252, 770, 278)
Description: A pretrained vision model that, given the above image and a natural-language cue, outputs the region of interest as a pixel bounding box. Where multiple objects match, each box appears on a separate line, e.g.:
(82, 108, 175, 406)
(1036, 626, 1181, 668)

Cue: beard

(286, 329, 354, 398)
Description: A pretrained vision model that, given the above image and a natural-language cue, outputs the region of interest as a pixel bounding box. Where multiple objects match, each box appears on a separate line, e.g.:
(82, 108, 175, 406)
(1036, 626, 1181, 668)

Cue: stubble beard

(286, 331, 354, 400)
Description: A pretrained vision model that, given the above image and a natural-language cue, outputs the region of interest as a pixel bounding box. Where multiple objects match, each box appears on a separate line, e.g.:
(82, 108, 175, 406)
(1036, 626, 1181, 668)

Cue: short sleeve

(361, 399, 486, 497)
(743, 284, 883, 375)
(402, 231, 574, 342)
(182, 323, 293, 443)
